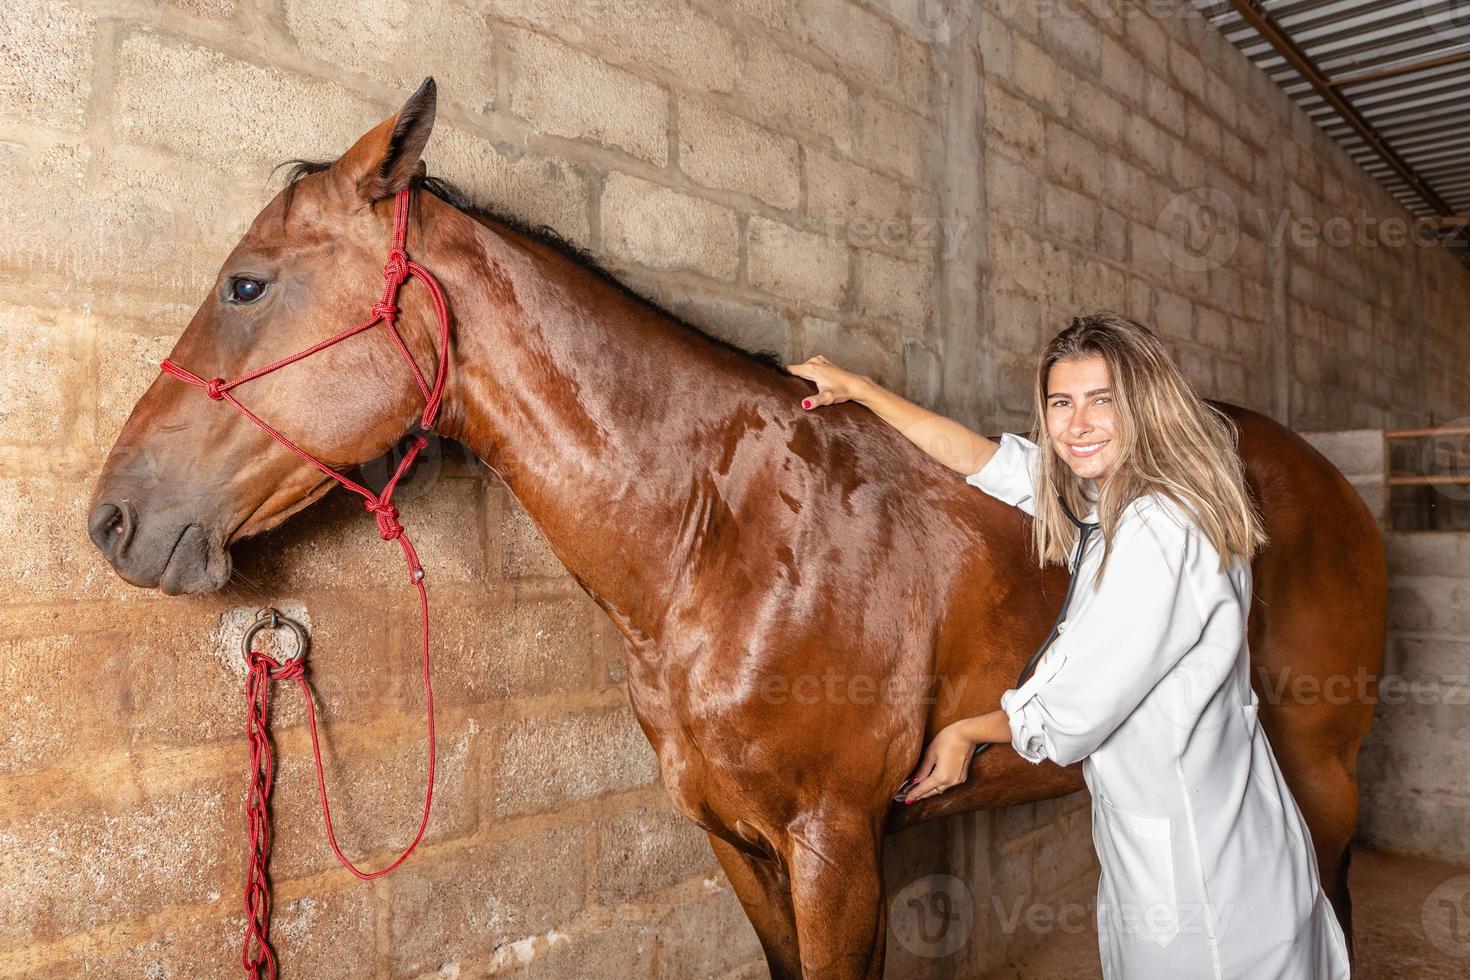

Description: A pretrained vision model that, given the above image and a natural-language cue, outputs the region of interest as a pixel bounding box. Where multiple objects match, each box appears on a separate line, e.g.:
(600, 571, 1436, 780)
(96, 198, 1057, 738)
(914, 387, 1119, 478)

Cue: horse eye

(230, 278, 267, 303)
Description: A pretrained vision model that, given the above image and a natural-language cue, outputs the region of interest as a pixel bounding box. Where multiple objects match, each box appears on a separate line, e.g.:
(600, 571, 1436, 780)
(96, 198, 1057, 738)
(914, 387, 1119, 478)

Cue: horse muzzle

(87, 495, 231, 595)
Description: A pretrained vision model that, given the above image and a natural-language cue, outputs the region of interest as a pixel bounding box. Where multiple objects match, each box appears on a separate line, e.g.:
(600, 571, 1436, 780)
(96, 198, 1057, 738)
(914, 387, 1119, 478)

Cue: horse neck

(433, 214, 791, 636)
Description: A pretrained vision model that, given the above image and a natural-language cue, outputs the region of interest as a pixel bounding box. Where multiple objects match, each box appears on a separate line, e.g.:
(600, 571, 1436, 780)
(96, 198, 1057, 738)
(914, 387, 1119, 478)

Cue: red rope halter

(160, 186, 449, 979)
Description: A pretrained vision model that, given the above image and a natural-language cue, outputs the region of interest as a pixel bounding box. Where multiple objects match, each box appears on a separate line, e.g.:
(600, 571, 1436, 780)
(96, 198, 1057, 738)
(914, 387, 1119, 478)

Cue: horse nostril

(88, 499, 136, 559)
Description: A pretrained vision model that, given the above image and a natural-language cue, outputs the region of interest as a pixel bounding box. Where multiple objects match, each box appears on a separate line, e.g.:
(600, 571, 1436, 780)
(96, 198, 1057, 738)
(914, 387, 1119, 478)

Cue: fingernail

(802, 399, 811, 409)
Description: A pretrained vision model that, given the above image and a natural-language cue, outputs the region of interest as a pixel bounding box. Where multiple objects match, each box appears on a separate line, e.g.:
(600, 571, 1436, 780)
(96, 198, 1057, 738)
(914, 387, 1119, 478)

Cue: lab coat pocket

(1099, 797, 1179, 949)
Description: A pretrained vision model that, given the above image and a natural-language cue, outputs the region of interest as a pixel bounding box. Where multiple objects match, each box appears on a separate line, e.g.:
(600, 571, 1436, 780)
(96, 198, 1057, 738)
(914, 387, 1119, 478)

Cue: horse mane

(274, 158, 790, 376)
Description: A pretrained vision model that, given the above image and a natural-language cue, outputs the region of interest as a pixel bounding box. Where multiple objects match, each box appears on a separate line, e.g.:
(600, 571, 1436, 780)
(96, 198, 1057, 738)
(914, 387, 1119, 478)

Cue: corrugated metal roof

(1196, 0, 1468, 251)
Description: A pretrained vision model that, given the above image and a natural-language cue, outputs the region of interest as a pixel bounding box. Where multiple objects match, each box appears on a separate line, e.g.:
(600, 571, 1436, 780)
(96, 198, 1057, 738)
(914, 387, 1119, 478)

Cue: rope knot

(383, 249, 409, 285)
(205, 378, 226, 400)
(371, 300, 398, 323)
(366, 499, 403, 540)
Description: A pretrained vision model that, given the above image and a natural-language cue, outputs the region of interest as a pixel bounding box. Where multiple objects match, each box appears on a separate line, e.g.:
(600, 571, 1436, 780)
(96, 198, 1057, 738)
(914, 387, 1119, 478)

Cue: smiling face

(1044, 355, 1120, 483)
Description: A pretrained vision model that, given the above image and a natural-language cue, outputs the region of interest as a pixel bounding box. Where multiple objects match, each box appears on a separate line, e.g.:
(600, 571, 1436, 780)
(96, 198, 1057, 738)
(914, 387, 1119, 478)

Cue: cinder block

(1012, 35, 1071, 118)
(425, 590, 600, 703)
(1169, 38, 1207, 105)
(594, 798, 716, 904)
(678, 98, 800, 210)
(427, 127, 592, 247)
(386, 822, 590, 976)
(266, 708, 481, 880)
(1042, 183, 1098, 250)
(600, 174, 740, 280)
(1127, 9, 1171, 74)
(4, 0, 93, 135)
(1144, 72, 1186, 136)
(499, 490, 569, 579)
(283, 0, 494, 112)
(653, 881, 765, 978)
(854, 249, 932, 328)
(746, 216, 849, 308)
(489, 705, 660, 818)
(984, 85, 1045, 160)
(508, 29, 670, 165)
(799, 0, 898, 85)
(1071, 80, 1126, 148)
(0, 778, 232, 944)
(114, 32, 383, 173)
(0, 141, 251, 302)
(1045, 122, 1103, 197)
(854, 93, 929, 184)
(986, 150, 1041, 226)
(737, 36, 851, 151)
(893, 32, 934, 114)
(94, 326, 177, 451)
(1074, 257, 1127, 312)
(1100, 34, 1145, 106)
(989, 288, 1045, 354)
(492, 0, 737, 93)
(1039, 6, 1101, 76)
(233, 474, 487, 590)
(630, 275, 794, 362)
(806, 147, 918, 228)
(0, 300, 89, 450)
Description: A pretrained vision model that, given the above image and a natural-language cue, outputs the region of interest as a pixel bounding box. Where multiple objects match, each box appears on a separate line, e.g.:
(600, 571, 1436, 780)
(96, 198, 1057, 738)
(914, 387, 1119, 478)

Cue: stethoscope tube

(895, 494, 1100, 802)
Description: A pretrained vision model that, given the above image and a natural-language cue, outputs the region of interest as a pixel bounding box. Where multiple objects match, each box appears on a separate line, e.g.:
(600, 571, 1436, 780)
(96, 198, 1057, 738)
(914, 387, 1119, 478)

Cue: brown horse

(88, 80, 1384, 978)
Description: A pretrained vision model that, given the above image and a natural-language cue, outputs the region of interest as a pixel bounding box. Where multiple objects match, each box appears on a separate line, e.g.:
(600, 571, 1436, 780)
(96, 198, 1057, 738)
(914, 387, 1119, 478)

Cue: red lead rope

(160, 187, 449, 979)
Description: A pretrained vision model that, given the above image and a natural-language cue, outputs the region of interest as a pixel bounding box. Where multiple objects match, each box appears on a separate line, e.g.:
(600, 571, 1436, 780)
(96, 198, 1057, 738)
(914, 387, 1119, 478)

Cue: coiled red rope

(160, 186, 449, 978)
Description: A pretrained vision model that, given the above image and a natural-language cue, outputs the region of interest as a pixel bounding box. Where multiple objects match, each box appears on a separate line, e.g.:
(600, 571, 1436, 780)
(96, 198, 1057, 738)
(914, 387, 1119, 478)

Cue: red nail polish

(802, 399, 811, 409)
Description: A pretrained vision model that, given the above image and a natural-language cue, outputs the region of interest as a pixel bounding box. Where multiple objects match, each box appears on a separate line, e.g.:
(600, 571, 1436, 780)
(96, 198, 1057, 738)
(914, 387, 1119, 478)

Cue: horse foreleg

(785, 821, 886, 980)
(707, 832, 803, 979)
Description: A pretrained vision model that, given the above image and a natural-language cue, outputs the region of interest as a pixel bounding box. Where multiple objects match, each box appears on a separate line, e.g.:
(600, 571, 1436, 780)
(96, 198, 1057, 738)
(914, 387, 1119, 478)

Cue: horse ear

(333, 76, 437, 203)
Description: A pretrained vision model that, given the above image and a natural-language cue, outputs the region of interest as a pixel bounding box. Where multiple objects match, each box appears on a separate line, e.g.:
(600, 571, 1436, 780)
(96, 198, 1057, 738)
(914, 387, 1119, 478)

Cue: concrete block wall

(974, 0, 1470, 435)
(1360, 533, 1470, 865)
(4, 0, 1469, 977)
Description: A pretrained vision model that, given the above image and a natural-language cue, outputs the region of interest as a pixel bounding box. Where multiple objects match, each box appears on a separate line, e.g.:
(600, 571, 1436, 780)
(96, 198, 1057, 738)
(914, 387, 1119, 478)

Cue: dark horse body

(89, 82, 1384, 977)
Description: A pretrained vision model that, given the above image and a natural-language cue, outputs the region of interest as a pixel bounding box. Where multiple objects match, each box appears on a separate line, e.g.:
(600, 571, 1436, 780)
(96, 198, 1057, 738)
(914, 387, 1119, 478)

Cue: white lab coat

(969, 433, 1351, 979)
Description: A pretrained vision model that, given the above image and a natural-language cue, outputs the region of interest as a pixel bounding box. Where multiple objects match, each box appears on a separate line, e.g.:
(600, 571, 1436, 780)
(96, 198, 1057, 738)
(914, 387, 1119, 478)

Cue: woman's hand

(900, 720, 980, 805)
(785, 354, 872, 410)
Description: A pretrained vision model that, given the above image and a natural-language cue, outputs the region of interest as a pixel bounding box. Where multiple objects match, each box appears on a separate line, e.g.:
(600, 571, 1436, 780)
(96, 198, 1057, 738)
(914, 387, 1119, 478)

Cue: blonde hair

(1026, 312, 1267, 582)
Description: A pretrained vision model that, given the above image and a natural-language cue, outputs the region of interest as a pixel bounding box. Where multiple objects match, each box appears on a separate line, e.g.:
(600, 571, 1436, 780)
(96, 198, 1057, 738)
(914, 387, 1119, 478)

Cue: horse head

(88, 78, 449, 595)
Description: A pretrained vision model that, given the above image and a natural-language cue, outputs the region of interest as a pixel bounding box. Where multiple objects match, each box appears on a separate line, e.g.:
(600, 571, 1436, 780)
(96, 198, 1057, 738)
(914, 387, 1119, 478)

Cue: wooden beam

(1224, 0, 1453, 217)
(1330, 49, 1470, 89)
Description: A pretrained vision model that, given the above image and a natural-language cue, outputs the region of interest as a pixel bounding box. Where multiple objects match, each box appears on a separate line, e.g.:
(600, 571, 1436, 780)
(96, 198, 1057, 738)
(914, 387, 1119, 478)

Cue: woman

(786, 313, 1350, 979)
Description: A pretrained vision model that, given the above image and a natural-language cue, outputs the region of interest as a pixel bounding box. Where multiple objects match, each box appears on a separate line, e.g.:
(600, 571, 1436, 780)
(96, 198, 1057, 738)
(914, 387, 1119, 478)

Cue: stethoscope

(894, 493, 1100, 803)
